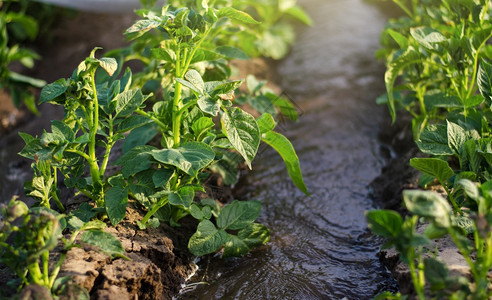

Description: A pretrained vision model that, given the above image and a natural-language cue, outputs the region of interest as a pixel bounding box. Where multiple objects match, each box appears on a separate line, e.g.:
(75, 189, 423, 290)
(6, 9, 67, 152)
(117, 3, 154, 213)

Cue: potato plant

(370, 0, 492, 298)
(0, 0, 46, 114)
(0, 197, 125, 296)
(112, 4, 308, 256)
(14, 0, 308, 265)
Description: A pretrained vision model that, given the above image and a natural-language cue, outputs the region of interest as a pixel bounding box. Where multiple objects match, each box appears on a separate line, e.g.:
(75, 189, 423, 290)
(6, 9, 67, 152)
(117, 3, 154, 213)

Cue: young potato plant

(0, 0, 46, 114)
(0, 197, 125, 297)
(371, 0, 492, 298)
(109, 4, 308, 257)
(377, 0, 492, 137)
(19, 48, 151, 224)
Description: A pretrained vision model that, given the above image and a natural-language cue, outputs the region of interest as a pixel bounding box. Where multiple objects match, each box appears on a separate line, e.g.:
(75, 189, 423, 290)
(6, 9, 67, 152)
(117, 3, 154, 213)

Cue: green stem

(88, 68, 104, 205)
(99, 117, 114, 178)
(27, 261, 43, 285)
(136, 109, 167, 130)
(172, 82, 183, 147)
(51, 167, 65, 212)
(449, 227, 478, 278)
(65, 149, 91, 161)
(141, 197, 169, 226)
(442, 185, 461, 215)
(42, 251, 49, 286)
(408, 249, 426, 300)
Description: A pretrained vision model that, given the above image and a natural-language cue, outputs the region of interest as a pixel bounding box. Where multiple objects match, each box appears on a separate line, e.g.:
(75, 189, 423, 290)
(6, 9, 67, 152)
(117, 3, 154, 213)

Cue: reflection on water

(180, 0, 398, 298)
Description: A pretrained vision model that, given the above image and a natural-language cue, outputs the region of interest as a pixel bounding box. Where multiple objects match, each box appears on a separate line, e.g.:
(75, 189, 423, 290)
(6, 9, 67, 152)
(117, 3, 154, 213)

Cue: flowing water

(180, 0, 398, 299)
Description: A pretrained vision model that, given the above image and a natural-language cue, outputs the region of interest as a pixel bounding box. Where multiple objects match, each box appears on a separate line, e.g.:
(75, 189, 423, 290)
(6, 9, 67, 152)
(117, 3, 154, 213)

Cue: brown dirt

(58, 202, 196, 300)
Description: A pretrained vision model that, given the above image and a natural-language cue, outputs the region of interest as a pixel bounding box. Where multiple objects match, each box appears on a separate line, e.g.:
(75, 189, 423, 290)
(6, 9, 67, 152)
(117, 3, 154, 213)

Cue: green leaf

(217, 7, 260, 24)
(237, 223, 270, 249)
(117, 115, 153, 133)
(80, 230, 126, 258)
(447, 120, 469, 155)
(208, 150, 241, 185)
(249, 95, 277, 117)
(403, 190, 451, 228)
(221, 108, 260, 169)
(262, 130, 308, 194)
(114, 89, 145, 118)
(189, 204, 205, 220)
(52, 120, 75, 142)
(191, 117, 214, 139)
(424, 258, 449, 291)
(39, 79, 68, 104)
(366, 210, 402, 238)
(183, 69, 205, 94)
(190, 48, 223, 64)
(81, 220, 107, 231)
(456, 179, 479, 201)
(285, 6, 313, 26)
(125, 19, 161, 34)
(477, 60, 492, 106)
(105, 186, 128, 225)
(71, 202, 96, 223)
(98, 57, 118, 76)
(152, 169, 174, 188)
(197, 96, 221, 116)
(265, 92, 298, 121)
(386, 28, 408, 49)
(114, 145, 156, 178)
(168, 186, 195, 209)
(150, 48, 176, 62)
(385, 47, 421, 122)
(257, 113, 276, 134)
(151, 142, 215, 176)
(223, 234, 250, 257)
(122, 124, 158, 154)
(188, 220, 227, 256)
(215, 46, 249, 60)
(217, 200, 261, 230)
(416, 124, 453, 155)
(410, 158, 454, 185)
(410, 27, 446, 49)
(9, 71, 46, 88)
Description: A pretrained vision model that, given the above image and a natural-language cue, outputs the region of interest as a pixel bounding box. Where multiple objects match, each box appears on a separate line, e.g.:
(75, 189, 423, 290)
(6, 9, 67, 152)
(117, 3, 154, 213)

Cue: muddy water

(180, 0, 397, 299)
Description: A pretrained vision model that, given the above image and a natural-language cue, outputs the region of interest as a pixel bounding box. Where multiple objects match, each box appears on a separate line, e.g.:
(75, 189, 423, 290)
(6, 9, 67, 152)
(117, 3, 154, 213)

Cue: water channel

(180, 0, 398, 298)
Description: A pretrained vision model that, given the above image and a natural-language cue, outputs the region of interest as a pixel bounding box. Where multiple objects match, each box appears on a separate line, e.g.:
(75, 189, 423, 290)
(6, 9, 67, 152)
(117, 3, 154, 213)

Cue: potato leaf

(409, 157, 454, 185)
(81, 230, 126, 258)
(217, 200, 261, 230)
(188, 220, 227, 256)
(105, 186, 128, 226)
(151, 142, 215, 176)
(221, 108, 260, 169)
(366, 210, 403, 238)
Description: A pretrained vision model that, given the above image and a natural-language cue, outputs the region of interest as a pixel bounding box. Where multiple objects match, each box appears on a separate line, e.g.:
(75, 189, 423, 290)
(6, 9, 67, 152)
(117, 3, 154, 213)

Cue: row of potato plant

(3, 0, 310, 296)
(0, 0, 50, 115)
(369, 0, 492, 299)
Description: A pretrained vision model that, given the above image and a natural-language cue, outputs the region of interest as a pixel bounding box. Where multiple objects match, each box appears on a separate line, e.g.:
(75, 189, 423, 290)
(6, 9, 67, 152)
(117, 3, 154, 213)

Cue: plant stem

(136, 109, 167, 130)
(141, 197, 168, 225)
(99, 117, 114, 178)
(408, 249, 426, 300)
(42, 251, 49, 286)
(51, 167, 65, 211)
(88, 68, 104, 206)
